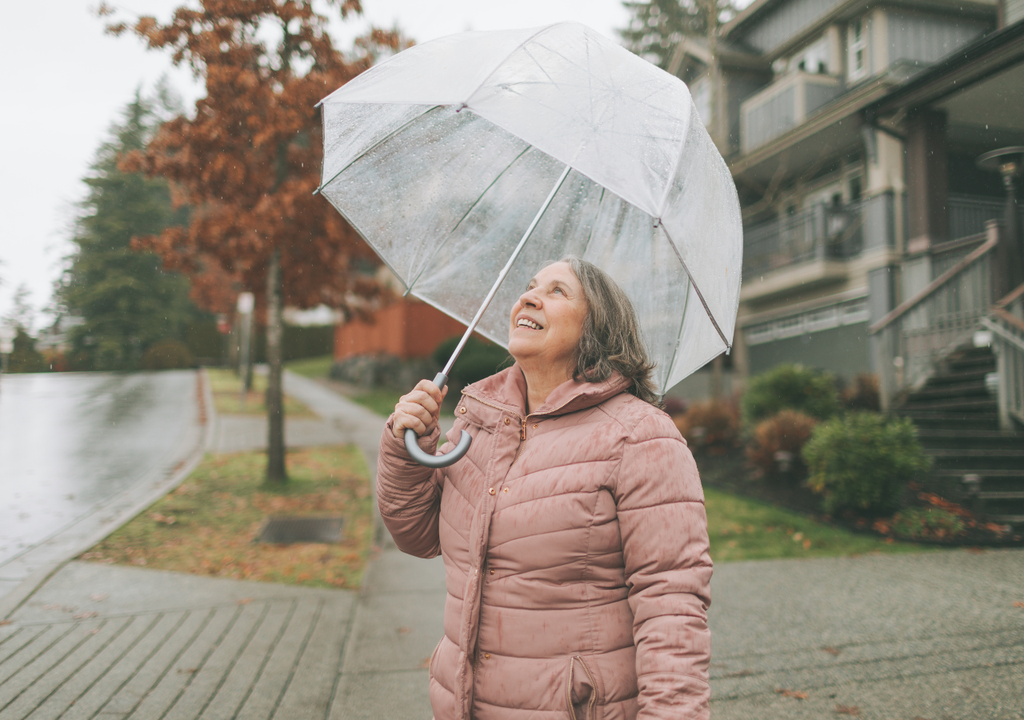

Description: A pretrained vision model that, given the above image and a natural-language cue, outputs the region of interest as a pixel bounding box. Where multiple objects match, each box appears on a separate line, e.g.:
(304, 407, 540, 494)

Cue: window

(848, 19, 869, 80)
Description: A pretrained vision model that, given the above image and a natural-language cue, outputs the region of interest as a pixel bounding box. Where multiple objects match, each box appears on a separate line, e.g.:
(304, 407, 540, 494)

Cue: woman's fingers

(392, 381, 449, 438)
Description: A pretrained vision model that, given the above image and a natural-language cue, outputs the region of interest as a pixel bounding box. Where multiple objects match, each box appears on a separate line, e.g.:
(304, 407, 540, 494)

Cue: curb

(0, 368, 216, 621)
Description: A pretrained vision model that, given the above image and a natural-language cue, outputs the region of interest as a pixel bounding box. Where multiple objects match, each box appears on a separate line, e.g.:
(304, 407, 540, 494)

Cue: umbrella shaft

(442, 163, 572, 378)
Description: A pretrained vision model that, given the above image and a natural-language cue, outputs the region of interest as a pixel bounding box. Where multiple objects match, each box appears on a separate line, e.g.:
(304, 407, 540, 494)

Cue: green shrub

(889, 507, 966, 540)
(746, 410, 818, 480)
(432, 335, 510, 387)
(142, 339, 195, 370)
(802, 412, 931, 515)
(742, 363, 840, 425)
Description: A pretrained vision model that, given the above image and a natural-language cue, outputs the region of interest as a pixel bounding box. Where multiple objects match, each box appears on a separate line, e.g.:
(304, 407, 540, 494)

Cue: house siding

(1008, 0, 1024, 25)
(739, 0, 846, 55)
(887, 12, 989, 67)
(747, 322, 871, 377)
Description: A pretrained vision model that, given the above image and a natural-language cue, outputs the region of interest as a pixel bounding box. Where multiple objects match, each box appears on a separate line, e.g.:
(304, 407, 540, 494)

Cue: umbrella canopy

(317, 22, 742, 395)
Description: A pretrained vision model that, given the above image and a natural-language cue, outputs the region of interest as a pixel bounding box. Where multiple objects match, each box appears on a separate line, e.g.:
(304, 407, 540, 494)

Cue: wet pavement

(0, 371, 203, 601)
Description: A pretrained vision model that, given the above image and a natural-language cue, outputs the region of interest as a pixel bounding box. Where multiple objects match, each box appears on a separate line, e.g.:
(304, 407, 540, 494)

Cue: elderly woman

(378, 257, 712, 720)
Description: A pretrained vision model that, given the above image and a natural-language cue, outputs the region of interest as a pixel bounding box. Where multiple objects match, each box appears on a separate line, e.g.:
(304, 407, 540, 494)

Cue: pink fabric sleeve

(376, 416, 447, 558)
(614, 413, 713, 720)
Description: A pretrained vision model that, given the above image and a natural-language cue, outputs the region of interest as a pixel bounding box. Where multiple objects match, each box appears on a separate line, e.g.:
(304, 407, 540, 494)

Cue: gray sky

(0, 0, 630, 328)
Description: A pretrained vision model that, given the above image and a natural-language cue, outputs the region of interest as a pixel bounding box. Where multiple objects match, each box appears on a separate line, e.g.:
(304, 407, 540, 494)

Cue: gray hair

(561, 256, 660, 406)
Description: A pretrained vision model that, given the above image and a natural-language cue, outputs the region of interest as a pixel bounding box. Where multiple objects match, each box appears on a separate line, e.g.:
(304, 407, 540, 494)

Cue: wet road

(0, 371, 200, 596)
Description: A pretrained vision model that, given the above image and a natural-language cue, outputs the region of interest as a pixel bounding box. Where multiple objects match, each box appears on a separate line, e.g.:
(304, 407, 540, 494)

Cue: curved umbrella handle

(403, 372, 472, 468)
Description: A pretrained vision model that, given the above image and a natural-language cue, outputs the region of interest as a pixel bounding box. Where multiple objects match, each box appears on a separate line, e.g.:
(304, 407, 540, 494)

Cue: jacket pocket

(566, 655, 598, 720)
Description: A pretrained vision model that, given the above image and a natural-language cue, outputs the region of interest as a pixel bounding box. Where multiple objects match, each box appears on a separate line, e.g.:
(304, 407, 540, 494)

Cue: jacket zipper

(460, 391, 585, 467)
(566, 655, 598, 720)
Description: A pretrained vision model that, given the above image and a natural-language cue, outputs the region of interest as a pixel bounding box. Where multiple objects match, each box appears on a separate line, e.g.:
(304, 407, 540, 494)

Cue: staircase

(895, 344, 1024, 528)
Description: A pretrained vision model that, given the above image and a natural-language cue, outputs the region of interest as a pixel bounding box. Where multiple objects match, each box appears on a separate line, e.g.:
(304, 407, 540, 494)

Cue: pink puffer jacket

(378, 365, 712, 720)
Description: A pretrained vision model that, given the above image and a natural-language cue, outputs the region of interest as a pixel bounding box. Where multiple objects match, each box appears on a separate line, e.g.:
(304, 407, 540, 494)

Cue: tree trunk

(265, 247, 287, 483)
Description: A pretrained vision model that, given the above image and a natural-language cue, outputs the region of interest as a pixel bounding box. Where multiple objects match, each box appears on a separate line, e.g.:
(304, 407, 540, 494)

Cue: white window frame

(847, 18, 869, 81)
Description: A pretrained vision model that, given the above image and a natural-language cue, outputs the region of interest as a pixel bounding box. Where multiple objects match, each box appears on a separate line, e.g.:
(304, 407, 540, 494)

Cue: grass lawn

(704, 487, 927, 563)
(80, 446, 375, 589)
(207, 367, 316, 417)
(285, 354, 334, 379)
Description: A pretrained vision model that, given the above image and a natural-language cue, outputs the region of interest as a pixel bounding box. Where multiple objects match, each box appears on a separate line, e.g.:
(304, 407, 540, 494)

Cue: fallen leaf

(237, 598, 253, 605)
(89, 593, 109, 602)
(0, 620, 11, 626)
(776, 689, 809, 699)
(803, 538, 812, 550)
(396, 626, 412, 635)
(418, 657, 432, 668)
(967, 547, 986, 554)
(1013, 601, 1024, 609)
(723, 669, 754, 678)
(177, 667, 198, 674)
(822, 646, 841, 656)
(835, 705, 860, 716)
(792, 532, 804, 541)
(73, 611, 98, 619)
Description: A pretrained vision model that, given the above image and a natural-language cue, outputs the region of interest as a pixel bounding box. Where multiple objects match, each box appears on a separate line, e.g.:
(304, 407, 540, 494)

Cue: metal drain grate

(257, 516, 344, 544)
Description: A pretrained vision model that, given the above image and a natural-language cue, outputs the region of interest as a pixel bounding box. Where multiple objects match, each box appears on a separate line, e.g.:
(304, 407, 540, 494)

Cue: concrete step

(900, 396, 997, 412)
(908, 381, 990, 401)
(926, 448, 1024, 471)
(915, 429, 1023, 449)
(897, 411, 1001, 431)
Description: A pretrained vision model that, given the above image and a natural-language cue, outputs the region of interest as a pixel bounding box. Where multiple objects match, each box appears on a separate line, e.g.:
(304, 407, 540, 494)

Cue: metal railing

(982, 284, 1024, 431)
(870, 228, 999, 411)
(743, 198, 866, 278)
(947, 193, 1006, 242)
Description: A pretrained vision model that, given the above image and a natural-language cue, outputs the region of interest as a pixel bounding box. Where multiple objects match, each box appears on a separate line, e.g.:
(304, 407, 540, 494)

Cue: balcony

(740, 71, 844, 154)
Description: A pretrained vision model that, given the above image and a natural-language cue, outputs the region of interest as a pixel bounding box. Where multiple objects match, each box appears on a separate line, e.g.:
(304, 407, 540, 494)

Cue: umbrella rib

(464, 24, 563, 105)
(314, 105, 442, 195)
(404, 144, 534, 295)
(662, 243, 692, 397)
(660, 225, 730, 350)
(440, 163, 574, 377)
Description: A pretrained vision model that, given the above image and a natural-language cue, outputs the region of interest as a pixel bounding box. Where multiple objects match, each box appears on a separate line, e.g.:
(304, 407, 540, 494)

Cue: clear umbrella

(317, 22, 742, 466)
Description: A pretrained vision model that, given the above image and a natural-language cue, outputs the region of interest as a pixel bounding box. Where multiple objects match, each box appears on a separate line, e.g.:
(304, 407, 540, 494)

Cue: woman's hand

(392, 379, 449, 439)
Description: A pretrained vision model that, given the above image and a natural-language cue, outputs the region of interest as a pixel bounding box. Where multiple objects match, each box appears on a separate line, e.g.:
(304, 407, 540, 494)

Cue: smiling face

(508, 261, 589, 379)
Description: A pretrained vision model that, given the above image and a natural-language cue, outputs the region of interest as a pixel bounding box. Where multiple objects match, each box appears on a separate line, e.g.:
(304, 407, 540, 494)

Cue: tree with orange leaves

(105, 0, 407, 482)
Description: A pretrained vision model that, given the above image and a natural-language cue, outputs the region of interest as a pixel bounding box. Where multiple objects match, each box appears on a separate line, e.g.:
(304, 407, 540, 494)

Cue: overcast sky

(0, 0, 631, 328)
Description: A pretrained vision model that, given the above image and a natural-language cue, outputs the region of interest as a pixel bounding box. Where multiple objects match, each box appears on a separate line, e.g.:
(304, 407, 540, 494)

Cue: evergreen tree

(620, 0, 734, 72)
(7, 328, 46, 373)
(59, 93, 207, 371)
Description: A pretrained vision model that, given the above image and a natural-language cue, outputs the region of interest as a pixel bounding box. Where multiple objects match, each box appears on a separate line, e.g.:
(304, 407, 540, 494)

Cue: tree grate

(257, 516, 344, 544)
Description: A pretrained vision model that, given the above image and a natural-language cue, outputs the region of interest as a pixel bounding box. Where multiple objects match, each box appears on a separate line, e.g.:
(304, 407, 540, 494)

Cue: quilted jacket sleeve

(376, 416, 447, 558)
(615, 412, 713, 720)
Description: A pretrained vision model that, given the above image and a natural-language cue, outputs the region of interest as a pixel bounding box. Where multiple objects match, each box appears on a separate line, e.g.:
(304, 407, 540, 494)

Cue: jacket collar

(461, 363, 631, 419)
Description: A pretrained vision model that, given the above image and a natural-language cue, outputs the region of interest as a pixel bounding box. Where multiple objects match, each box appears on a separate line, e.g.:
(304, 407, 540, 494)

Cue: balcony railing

(931, 195, 1023, 277)
(740, 71, 844, 154)
(948, 193, 1005, 241)
(742, 194, 899, 278)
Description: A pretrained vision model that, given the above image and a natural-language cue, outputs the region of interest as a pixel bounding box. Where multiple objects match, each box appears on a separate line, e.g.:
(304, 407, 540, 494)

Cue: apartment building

(675, 0, 1023, 382)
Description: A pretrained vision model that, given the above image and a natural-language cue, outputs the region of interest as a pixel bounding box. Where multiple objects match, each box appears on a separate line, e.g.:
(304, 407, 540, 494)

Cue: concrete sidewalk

(1, 371, 1021, 719)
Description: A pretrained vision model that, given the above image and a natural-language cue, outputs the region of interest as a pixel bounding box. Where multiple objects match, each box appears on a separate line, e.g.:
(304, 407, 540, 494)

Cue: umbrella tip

(312, 186, 322, 196)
